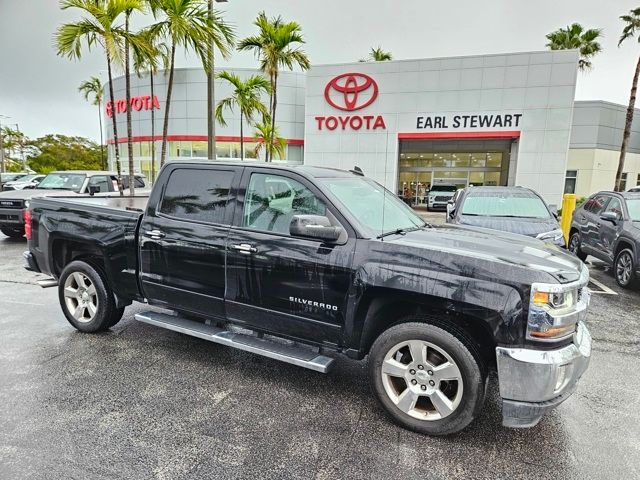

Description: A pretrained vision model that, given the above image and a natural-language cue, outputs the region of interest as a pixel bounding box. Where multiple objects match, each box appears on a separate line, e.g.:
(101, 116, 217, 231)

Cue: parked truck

(24, 161, 591, 435)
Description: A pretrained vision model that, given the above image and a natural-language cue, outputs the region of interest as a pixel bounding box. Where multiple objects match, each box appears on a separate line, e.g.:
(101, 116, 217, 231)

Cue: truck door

(225, 169, 356, 346)
(599, 196, 624, 262)
(138, 164, 242, 319)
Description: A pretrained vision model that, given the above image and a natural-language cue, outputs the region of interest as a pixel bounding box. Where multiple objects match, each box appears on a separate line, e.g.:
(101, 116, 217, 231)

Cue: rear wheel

(568, 231, 587, 261)
(369, 321, 485, 436)
(58, 260, 124, 332)
(1, 226, 24, 238)
(614, 248, 637, 289)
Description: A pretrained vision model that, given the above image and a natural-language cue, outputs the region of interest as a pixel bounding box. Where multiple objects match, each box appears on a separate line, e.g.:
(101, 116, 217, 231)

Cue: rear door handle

(145, 229, 165, 239)
(231, 243, 257, 254)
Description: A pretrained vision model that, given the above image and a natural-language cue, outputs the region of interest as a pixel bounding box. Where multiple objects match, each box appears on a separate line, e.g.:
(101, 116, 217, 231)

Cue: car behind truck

(25, 162, 591, 435)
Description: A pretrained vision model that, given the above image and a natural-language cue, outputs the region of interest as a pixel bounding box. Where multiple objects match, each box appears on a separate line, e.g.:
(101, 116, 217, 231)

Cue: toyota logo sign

(324, 73, 379, 111)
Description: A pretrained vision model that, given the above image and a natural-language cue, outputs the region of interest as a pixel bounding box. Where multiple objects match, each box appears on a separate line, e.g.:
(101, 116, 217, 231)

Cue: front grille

(0, 214, 20, 221)
(434, 196, 450, 202)
(0, 199, 22, 208)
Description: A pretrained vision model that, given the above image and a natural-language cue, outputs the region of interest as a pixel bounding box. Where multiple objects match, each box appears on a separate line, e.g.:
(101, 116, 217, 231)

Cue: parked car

(0, 171, 147, 238)
(0, 172, 29, 190)
(2, 174, 46, 191)
(446, 186, 565, 247)
(426, 184, 457, 210)
(25, 161, 591, 435)
(569, 191, 640, 288)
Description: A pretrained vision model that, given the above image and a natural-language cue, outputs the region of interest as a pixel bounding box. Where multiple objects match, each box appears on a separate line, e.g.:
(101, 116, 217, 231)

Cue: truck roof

(168, 161, 357, 179)
(49, 170, 145, 177)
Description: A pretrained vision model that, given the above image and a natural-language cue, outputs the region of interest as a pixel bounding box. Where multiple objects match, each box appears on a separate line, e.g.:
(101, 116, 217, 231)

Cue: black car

(569, 191, 640, 288)
(446, 186, 564, 247)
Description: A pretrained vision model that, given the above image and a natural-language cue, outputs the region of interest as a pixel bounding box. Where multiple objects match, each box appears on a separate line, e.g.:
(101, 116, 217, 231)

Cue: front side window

(584, 194, 610, 215)
(604, 198, 623, 218)
(37, 173, 87, 192)
(460, 191, 551, 218)
(626, 199, 640, 221)
(243, 173, 326, 235)
(159, 168, 234, 224)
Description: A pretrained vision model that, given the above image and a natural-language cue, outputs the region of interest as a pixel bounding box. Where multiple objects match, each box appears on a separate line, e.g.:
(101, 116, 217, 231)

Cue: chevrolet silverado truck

(24, 161, 592, 435)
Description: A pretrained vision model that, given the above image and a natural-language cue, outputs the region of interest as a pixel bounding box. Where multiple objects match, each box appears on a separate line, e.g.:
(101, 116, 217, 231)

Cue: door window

(159, 168, 234, 224)
(584, 195, 609, 215)
(87, 175, 111, 193)
(603, 197, 623, 219)
(243, 173, 326, 235)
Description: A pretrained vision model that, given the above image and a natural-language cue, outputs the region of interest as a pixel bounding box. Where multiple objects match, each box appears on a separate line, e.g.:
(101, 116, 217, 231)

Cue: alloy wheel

(63, 272, 99, 323)
(380, 340, 463, 421)
(616, 252, 634, 286)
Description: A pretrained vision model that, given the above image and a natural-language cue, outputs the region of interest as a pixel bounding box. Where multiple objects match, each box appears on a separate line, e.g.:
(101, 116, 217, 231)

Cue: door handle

(145, 229, 165, 239)
(231, 243, 257, 254)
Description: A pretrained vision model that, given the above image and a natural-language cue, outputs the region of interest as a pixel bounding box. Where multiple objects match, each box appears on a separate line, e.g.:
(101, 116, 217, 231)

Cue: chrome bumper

(496, 321, 591, 427)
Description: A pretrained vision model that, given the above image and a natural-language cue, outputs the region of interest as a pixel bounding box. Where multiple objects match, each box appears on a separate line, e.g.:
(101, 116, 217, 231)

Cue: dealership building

(106, 50, 640, 206)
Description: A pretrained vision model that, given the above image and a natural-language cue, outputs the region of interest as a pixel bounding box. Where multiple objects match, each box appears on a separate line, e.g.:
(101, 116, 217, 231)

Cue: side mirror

(88, 185, 100, 196)
(290, 215, 342, 242)
(600, 211, 619, 223)
(446, 201, 455, 219)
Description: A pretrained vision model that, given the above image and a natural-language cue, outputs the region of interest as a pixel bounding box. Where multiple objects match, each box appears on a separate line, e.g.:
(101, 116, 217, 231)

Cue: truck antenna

(380, 130, 390, 241)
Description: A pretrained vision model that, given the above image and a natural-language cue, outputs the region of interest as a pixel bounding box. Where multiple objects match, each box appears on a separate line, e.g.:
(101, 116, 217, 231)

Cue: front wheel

(615, 248, 637, 289)
(369, 321, 486, 436)
(568, 231, 587, 261)
(1, 226, 24, 238)
(58, 260, 124, 332)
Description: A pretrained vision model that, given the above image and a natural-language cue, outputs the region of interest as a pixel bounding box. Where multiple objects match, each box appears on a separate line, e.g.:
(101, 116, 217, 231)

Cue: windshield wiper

(377, 225, 423, 239)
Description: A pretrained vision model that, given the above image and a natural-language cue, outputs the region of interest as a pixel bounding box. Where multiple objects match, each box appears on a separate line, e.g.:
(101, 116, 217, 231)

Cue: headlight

(527, 269, 589, 341)
(536, 228, 564, 244)
(24, 200, 30, 208)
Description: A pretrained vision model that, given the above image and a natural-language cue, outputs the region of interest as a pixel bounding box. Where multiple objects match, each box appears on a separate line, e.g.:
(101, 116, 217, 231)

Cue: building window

(620, 173, 628, 191)
(564, 170, 577, 194)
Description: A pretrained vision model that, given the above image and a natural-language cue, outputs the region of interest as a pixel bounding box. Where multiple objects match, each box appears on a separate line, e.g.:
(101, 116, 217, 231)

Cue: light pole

(207, 0, 228, 161)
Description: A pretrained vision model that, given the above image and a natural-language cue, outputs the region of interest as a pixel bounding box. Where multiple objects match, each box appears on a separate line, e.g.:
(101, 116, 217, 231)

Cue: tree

(360, 46, 393, 62)
(148, 0, 235, 167)
(238, 12, 310, 161)
(215, 72, 270, 160)
(56, 0, 141, 195)
(253, 120, 286, 161)
(78, 76, 106, 169)
(545, 23, 602, 71)
(26, 135, 104, 173)
(132, 26, 171, 183)
(617, 8, 640, 191)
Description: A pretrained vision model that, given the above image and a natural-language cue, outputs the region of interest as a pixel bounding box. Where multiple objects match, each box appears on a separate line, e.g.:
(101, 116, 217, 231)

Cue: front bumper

(0, 207, 24, 225)
(496, 321, 591, 428)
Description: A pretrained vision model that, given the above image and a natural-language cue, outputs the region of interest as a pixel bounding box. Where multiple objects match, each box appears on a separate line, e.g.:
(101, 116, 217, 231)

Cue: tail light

(24, 209, 32, 240)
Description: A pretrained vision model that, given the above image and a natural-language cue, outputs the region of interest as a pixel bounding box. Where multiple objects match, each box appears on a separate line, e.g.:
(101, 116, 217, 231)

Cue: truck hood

(388, 224, 583, 283)
(0, 189, 74, 200)
(456, 215, 560, 237)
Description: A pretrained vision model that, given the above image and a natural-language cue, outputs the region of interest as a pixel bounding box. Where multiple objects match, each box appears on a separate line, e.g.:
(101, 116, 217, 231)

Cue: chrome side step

(134, 311, 335, 373)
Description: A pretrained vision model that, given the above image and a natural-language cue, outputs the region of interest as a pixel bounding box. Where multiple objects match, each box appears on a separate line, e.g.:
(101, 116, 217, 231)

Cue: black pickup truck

(24, 161, 592, 435)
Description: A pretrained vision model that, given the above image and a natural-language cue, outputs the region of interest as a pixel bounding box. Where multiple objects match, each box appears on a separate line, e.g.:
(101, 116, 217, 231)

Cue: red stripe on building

(398, 131, 521, 140)
(107, 135, 304, 145)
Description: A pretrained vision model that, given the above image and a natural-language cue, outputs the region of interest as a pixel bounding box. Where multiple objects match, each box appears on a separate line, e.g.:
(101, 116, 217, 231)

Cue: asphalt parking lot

(1, 226, 639, 480)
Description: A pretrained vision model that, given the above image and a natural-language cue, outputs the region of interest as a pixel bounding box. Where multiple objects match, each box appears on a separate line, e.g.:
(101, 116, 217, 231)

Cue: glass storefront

(398, 140, 511, 207)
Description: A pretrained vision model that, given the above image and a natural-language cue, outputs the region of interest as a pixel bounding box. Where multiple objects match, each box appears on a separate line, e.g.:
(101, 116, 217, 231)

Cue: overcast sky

(1, 0, 639, 142)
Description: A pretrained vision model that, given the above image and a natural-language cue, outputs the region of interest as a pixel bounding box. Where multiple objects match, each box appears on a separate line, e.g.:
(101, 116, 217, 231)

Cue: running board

(134, 311, 335, 373)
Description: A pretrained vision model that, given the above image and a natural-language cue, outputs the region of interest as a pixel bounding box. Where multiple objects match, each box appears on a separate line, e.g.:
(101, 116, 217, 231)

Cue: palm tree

(238, 12, 310, 161)
(56, 0, 140, 194)
(124, 4, 143, 195)
(215, 72, 270, 160)
(360, 46, 393, 62)
(132, 27, 171, 183)
(254, 120, 286, 161)
(148, 0, 235, 167)
(617, 8, 640, 191)
(78, 76, 106, 169)
(545, 23, 602, 71)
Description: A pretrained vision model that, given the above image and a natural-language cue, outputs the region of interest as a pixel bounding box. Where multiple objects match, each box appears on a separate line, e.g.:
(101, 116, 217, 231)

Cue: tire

(58, 260, 123, 332)
(1, 226, 24, 238)
(568, 231, 587, 262)
(614, 248, 637, 289)
(368, 321, 486, 436)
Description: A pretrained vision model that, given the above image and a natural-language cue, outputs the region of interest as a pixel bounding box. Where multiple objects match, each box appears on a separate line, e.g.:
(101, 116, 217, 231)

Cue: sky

(1, 0, 639, 142)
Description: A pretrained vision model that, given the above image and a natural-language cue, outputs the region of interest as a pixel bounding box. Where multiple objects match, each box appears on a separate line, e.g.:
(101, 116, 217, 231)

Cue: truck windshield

(627, 199, 640, 221)
(320, 177, 425, 237)
(37, 173, 86, 192)
(461, 192, 551, 218)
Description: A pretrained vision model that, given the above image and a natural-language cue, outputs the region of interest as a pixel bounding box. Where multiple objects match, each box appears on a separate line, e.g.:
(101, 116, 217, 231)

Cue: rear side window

(159, 168, 234, 224)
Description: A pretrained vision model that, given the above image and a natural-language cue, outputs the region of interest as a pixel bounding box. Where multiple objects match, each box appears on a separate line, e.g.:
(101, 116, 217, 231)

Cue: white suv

(427, 185, 458, 210)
